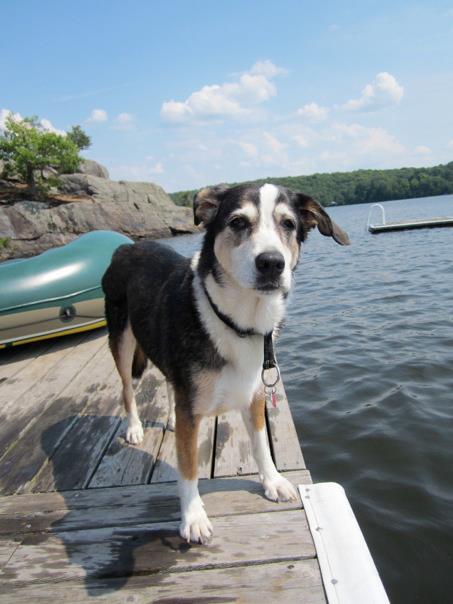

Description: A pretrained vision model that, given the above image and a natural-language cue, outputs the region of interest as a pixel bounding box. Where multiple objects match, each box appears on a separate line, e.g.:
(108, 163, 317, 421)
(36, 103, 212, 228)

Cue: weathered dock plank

(267, 380, 306, 471)
(0, 331, 327, 604)
(0, 342, 115, 495)
(0, 332, 106, 465)
(0, 559, 326, 603)
(88, 368, 167, 488)
(0, 335, 87, 412)
(2, 509, 315, 585)
(30, 369, 122, 493)
(149, 425, 177, 482)
(89, 419, 163, 488)
(0, 340, 53, 382)
(0, 470, 311, 536)
(0, 539, 19, 568)
(151, 415, 215, 483)
(214, 410, 262, 477)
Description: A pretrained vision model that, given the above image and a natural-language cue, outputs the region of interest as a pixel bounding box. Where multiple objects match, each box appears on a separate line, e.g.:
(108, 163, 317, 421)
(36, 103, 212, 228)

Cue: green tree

(66, 125, 91, 151)
(0, 115, 81, 198)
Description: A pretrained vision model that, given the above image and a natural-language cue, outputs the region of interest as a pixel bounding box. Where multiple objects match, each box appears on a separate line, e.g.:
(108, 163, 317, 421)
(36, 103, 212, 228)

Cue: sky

(1, 0, 453, 192)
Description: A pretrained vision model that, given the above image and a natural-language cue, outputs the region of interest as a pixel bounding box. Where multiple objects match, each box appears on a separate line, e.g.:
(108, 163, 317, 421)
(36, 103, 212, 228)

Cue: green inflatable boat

(0, 231, 132, 348)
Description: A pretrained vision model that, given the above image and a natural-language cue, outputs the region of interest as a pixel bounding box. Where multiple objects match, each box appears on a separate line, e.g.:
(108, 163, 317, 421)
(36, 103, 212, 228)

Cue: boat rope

(0, 313, 105, 333)
(0, 285, 103, 313)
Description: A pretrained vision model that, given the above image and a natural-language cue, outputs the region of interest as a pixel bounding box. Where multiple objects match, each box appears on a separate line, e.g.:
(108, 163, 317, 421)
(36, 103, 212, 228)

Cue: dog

(102, 182, 349, 543)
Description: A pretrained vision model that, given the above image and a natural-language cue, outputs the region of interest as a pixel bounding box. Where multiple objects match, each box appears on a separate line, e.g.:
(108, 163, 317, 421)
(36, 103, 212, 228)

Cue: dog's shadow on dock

(40, 417, 258, 597)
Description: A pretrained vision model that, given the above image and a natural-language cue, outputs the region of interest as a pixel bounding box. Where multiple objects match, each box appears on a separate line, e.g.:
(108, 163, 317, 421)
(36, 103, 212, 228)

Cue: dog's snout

(255, 251, 285, 277)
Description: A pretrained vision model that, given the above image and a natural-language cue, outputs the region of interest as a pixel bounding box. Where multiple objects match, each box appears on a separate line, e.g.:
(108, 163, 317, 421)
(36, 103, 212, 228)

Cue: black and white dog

(102, 183, 349, 543)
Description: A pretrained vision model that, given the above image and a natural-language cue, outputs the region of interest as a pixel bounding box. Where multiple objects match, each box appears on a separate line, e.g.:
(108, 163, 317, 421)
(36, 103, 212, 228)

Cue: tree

(0, 115, 81, 197)
(67, 125, 91, 151)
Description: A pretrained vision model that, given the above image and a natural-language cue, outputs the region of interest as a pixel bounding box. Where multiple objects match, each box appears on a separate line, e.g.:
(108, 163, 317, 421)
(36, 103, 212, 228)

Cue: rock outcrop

(76, 159, 110, 179)
(0, 163, 197, 261)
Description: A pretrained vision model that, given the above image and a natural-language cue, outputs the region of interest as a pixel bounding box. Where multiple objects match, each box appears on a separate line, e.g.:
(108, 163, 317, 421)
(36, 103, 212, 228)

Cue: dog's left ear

(193, 185, 230, 226)
(295, 193, 350, 246)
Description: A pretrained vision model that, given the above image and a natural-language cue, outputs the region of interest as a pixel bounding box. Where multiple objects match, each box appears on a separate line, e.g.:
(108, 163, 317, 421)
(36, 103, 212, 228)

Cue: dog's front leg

(175, 403, 213, 543)
(242, 391, 298, 502)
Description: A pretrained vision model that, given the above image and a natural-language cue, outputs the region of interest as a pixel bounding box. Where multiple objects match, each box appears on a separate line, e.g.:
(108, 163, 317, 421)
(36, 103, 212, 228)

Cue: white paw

(179, 498, 213, 544)
(125, 418, 144, 445)
(263, 474, 299, 502)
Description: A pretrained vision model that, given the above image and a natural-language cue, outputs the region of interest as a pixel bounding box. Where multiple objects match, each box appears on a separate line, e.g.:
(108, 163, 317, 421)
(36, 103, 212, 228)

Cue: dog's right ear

(193, 185, 229, 226)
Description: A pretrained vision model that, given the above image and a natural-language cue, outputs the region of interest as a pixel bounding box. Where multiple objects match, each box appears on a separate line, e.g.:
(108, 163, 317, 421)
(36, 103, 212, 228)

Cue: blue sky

(1, 1, 453, 191)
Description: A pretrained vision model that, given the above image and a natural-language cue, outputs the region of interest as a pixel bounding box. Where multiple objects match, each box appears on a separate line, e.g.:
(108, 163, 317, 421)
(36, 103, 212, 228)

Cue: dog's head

(194, 183, 349, 294)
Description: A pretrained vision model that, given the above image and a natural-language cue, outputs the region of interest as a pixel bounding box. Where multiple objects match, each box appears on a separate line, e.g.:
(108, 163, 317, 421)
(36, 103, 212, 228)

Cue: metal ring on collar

(261, 365, 281, 388)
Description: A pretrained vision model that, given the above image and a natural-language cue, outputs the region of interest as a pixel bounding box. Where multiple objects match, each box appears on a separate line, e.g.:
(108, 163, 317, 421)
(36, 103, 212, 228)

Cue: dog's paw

(179, 500, 213, 544)
(263, 474, 299, 502)
(125, 418, 144, 445)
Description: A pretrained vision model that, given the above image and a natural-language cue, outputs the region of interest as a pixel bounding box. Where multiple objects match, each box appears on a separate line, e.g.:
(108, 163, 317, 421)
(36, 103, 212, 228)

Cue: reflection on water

(164, 194, 453, 603)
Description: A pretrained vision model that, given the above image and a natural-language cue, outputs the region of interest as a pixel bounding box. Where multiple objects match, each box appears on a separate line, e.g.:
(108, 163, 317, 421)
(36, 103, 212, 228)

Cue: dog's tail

(132, 343, 148, 379)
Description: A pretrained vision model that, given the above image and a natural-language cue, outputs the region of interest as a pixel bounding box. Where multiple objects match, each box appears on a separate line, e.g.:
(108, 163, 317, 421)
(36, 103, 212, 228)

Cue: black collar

(201, 281, 277, 371)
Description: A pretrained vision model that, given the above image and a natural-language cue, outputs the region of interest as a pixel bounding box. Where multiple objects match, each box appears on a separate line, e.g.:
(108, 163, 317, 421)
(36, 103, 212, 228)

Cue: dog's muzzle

(255, 251, 285, 291)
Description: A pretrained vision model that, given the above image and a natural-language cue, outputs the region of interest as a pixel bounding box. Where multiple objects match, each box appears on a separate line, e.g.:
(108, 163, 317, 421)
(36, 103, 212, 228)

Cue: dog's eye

(229, 216, 250, 231)
(282, 218, 296, 231)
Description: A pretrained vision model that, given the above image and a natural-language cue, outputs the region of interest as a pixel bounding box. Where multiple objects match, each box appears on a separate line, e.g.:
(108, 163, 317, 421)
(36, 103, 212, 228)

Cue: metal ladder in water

(367, 204, 386, 230)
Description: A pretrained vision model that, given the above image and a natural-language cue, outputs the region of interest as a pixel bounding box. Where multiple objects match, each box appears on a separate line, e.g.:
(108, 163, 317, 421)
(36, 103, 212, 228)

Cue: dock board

(0, 329, 326, 603)
(369, 216, 453, 233)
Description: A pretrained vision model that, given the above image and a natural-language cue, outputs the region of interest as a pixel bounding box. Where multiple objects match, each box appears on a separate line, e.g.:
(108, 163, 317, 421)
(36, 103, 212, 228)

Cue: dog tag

(265, 386, 277, 408)
(271, 390, 277, 408)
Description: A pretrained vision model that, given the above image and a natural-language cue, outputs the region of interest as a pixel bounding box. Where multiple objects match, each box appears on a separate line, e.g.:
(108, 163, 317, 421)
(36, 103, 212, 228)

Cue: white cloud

(87, 108, 108, 123)
(0, 108, 23, 131)
(39, 118, 66, 136)
(333, 124, 405, 155)
(362, 127, 405, 154)
(332, 122, 405, 155)
(447, 139, 453, 149)
(161, 60, 284, 123)
(414, 145, 432, 155)
(0, 108, 65, 136)
(249, 60, 287, 78)
(297, 102, 329, 122)
(343, 72, 404, 112)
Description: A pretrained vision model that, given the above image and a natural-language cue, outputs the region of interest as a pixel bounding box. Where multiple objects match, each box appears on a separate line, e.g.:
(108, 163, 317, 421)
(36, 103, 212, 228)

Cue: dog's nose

(255, 251, 285, 277)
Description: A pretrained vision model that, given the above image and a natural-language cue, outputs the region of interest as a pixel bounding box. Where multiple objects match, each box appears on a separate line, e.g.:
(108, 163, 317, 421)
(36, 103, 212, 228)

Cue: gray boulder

(76, 159, 110, 179)
(0, 174, 197, 261)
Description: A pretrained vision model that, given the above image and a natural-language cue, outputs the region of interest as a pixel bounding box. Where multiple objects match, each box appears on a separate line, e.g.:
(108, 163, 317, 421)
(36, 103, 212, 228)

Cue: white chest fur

(193, 336, 263, 416)
(192, 269, 283, 416)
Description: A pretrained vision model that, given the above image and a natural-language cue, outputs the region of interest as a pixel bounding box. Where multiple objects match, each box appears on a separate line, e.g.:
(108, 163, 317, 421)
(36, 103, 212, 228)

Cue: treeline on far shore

(170, 161, 453, 208)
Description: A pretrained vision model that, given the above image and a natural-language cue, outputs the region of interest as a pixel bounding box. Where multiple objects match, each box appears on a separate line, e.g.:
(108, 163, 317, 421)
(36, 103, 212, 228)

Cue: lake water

(165, 194, 453, 604)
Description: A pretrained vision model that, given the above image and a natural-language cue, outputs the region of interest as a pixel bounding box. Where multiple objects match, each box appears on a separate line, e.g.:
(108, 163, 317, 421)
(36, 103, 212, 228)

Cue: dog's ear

(295, 193, 350, 246)
(193, 184, 230, 226)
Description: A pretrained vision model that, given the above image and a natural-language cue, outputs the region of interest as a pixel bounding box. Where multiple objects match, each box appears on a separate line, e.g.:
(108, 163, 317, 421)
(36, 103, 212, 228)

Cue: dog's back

(102, 240, 186, 305)
(102, 241, 207, 381)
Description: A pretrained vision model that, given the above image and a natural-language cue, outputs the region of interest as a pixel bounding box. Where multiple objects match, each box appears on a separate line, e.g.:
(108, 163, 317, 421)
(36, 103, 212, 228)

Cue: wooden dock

(368, 216, 453, 233)
(0, 328, 326, 603)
